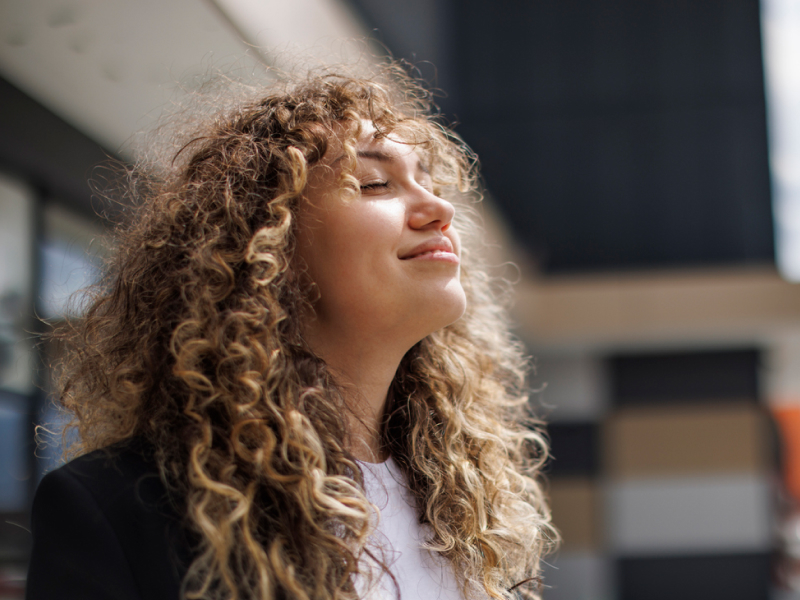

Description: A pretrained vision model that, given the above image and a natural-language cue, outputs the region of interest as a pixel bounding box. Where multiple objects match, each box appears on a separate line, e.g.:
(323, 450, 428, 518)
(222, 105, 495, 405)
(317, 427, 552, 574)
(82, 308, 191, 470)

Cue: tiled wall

(538, 349, 776, 600)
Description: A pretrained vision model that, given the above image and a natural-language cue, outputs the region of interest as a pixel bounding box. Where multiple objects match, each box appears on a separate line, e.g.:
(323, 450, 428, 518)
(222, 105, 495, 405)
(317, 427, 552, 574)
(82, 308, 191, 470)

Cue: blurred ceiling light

(762, 0, 800, 282)
(210, 0, 373, 66)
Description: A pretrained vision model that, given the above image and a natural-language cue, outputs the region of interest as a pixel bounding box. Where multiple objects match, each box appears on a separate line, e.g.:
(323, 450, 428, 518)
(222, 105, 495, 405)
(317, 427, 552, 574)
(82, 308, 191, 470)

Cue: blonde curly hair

(54, 64, 555, 600)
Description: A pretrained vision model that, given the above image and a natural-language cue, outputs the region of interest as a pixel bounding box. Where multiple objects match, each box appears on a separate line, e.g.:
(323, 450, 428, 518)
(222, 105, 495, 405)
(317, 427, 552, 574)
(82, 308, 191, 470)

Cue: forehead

(357, 139, 423, 168)
(329, 121, 429, 168)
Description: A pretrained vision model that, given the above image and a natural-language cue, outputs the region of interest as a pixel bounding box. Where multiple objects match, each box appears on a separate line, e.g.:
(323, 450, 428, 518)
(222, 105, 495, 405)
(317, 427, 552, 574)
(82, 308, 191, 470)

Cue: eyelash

(359, 180, 437, 194)
(360, 181, 389, 191)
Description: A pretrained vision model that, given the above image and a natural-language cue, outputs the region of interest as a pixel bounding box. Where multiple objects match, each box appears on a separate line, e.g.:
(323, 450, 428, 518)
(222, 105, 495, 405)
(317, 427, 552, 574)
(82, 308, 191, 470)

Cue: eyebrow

(357, 149, 431, 175)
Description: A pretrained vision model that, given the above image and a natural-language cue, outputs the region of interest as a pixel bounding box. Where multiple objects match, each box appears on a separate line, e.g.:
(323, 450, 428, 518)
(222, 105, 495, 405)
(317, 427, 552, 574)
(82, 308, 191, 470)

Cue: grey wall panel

(541, 552, 613, 600)
(607, 475, 773, 554)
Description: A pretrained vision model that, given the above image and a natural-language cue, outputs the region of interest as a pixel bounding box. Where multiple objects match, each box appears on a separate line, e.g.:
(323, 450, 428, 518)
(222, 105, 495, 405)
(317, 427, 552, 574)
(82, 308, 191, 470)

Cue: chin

(428, 282, 468, 332)
(447, 287, 468, 323)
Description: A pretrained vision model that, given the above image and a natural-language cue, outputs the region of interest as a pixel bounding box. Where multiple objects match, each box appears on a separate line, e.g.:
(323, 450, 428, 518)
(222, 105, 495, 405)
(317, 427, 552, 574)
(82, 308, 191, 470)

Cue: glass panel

(762, 0, 800, 280)
(36, 204, 107, 476)
(0, 172, 34, 395)
(38, 204, 105, 319)
(35, 336, 74, 479)
(0, 390, 27, 512)
(36, 401, 72, 477)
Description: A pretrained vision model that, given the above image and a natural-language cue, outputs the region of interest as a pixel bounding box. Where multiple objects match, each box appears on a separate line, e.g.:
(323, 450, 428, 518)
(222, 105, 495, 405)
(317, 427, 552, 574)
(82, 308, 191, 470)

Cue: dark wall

(349, 0, 775, 273)
(0, 76, 114, 221)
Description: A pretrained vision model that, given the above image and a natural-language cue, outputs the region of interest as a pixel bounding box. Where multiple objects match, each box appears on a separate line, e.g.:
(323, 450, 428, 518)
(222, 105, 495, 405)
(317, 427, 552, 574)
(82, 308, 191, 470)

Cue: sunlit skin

(296, 124, 467, 461)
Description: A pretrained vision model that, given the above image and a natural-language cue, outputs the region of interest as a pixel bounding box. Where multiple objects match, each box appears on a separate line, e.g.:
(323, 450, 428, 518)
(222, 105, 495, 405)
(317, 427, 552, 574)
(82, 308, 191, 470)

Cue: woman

(27, 66, 554, 600)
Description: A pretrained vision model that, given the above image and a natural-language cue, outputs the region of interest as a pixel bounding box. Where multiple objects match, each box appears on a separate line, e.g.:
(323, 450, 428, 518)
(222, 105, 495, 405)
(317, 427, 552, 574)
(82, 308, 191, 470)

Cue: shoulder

(46, 438, 168, 514)
(27, 438, 192, 600)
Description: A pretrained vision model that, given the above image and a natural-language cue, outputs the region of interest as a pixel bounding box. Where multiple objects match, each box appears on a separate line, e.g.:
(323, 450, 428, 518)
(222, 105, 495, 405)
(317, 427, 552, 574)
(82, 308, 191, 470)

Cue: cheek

(333, 202, 403, 257)
(449, 228, 463, 259)
(348, 199, 401, 231)
(303, 203, 403, 294)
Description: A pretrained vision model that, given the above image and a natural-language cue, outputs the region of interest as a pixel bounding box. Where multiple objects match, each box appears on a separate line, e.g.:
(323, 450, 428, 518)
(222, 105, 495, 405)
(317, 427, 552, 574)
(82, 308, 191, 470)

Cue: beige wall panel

(604, 403, 771, 479)
(514, 267, 800, 351)
(548, 477, 601, 551)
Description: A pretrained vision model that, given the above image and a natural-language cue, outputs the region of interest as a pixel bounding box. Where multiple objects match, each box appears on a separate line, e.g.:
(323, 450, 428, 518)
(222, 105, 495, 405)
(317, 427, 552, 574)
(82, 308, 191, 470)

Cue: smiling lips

(400, 238, 459, 263)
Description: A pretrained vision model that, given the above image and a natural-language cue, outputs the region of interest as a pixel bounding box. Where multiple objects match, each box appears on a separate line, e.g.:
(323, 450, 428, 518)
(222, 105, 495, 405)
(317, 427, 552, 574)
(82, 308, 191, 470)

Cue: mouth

(400, 238, 459, 262)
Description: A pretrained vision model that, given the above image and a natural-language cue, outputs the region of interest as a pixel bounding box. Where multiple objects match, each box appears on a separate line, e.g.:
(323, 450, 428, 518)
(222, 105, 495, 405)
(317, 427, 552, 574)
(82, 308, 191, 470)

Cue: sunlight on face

(296, 122, 467, 352)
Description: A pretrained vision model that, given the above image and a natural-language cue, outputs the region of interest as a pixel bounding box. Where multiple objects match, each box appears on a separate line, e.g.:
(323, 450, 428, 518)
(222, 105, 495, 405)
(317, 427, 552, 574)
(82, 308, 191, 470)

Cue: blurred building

(2, 1, 800, 599)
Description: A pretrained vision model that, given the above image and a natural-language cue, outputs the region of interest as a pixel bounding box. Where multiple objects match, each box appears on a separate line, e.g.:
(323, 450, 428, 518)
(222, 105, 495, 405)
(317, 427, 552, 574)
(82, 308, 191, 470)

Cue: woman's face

(296, 122, 467, 352)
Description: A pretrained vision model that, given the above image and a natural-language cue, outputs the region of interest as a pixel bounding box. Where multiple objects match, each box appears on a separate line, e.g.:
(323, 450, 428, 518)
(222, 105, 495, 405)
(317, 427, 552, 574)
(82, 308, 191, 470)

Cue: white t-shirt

(356, 458, 467, 600)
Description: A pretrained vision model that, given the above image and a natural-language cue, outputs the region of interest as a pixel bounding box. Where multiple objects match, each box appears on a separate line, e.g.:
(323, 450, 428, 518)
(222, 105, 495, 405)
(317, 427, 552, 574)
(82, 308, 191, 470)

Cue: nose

(407, 186, 456, 232)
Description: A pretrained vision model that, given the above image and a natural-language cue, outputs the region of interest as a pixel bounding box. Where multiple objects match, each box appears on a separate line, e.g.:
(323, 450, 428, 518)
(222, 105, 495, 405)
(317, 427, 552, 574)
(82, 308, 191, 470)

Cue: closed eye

(360, 181, 389, 192)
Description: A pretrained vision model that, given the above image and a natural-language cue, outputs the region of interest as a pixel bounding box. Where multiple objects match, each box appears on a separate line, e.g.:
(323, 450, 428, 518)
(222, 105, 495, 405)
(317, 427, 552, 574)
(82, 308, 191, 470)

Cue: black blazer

(26, 440, 195, 600)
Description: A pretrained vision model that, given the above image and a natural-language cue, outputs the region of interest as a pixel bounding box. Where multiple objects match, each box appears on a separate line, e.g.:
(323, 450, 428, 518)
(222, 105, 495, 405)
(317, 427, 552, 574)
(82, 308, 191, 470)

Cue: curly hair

(53, 64, 555, 600)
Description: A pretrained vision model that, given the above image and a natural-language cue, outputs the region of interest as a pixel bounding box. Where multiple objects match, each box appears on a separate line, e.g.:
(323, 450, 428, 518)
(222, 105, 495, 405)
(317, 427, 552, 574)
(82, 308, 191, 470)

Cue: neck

(333, 362, 395, 463)
(305, 324, 410, 463)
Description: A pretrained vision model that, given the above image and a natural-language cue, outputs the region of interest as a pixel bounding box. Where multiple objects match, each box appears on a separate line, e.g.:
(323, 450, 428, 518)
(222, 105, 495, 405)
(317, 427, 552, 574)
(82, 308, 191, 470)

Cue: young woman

(26, 66, 554, 600)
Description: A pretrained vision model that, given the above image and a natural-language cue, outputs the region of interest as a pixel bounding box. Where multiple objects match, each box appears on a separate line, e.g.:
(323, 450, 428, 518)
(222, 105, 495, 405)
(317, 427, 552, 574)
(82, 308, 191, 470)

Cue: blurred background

(1, 0, 800, 598)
